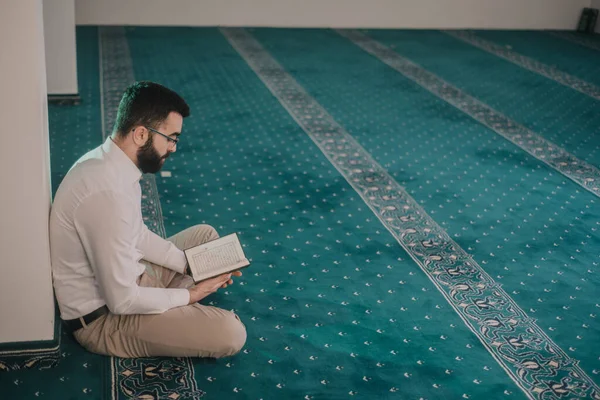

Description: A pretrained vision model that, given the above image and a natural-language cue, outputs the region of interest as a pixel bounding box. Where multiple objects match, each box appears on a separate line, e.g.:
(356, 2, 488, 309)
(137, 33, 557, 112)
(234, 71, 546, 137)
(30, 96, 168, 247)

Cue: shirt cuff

(169, 288, 191, 308)
(165, 246, 188, 275)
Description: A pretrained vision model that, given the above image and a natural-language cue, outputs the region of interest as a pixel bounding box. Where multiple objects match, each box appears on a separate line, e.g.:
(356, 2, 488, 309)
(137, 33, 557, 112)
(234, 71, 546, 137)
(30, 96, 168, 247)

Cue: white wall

(76, 0, 591, 29)
(0, 0, 55, 343)
(43, 0, 78, 95)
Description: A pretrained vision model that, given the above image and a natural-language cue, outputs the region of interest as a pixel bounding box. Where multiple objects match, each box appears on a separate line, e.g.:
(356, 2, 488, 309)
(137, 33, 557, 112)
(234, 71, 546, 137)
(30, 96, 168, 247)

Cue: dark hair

(113, 81, 190, 137)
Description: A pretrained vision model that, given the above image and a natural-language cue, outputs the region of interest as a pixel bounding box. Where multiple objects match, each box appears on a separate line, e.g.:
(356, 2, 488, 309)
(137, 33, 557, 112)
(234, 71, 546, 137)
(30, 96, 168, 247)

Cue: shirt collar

(102, 136, 143, 183)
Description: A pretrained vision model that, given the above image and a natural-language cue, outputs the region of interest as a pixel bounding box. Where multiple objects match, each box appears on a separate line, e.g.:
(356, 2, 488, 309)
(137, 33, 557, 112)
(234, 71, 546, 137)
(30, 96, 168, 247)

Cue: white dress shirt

(50, 137, 190, 320)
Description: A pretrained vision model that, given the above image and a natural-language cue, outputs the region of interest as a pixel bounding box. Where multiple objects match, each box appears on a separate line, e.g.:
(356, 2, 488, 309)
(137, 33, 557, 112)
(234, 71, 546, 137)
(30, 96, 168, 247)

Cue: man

(49, 81, 246, 358)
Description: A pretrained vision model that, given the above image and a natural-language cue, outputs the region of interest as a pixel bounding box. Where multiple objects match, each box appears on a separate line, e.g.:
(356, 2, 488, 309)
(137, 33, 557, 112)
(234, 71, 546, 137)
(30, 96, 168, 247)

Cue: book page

(184, 233, 249, 282)
(191, 241, 239, 273)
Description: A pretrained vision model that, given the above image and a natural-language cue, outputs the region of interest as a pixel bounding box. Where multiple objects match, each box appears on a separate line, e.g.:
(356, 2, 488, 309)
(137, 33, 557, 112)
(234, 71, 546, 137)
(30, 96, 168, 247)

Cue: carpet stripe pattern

(335, 29, 600, 199)
(444, 30, 600, 101)
(99, 26, 203, 399)
(223, 27, 600, 400)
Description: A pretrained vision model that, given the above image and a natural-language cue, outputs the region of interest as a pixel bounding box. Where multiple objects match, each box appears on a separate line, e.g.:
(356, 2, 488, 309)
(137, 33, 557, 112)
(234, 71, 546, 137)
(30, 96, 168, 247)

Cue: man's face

(137, 112, 183, 174)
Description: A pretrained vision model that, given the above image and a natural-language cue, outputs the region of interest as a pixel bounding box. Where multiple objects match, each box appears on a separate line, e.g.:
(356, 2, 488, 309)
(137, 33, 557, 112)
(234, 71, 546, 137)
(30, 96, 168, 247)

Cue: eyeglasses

(146, 126, 179, 148)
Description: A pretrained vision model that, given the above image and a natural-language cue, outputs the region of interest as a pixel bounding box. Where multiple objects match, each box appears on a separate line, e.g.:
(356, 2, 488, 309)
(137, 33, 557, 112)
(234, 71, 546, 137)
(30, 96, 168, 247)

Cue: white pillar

(0, 0, 55, 343)
(43, 0, 79, 96)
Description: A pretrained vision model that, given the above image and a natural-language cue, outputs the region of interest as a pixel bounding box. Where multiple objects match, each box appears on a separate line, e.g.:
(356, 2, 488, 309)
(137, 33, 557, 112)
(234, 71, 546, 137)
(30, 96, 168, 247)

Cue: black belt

(63, 305, 109, 332)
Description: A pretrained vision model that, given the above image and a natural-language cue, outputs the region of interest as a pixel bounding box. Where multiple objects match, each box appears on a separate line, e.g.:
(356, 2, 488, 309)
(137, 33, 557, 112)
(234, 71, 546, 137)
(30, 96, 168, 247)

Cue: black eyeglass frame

(145, 126, 179, 147)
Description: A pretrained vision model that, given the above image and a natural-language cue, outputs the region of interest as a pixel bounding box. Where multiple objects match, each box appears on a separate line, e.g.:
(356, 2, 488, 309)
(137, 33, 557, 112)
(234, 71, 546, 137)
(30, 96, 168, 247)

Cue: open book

(183, 233, 250, 283)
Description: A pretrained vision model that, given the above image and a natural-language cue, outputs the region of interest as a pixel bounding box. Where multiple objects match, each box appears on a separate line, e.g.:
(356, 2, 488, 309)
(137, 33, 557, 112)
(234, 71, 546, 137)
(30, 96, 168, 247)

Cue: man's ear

(131, 126, 148, 146)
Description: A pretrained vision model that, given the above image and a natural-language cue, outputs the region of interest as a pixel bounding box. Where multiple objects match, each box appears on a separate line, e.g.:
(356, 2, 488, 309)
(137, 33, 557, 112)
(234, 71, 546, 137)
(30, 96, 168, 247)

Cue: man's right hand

(187, 271, 242, 304)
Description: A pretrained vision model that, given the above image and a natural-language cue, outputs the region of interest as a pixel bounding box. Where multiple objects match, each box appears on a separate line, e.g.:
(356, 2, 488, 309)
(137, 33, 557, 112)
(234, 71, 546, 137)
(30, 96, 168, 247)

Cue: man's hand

(187, 271, 243, 304)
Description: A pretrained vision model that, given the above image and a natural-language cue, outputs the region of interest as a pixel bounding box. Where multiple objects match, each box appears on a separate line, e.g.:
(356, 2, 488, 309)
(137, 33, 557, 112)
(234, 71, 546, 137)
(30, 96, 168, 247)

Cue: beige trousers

(73, 224, 247, 358)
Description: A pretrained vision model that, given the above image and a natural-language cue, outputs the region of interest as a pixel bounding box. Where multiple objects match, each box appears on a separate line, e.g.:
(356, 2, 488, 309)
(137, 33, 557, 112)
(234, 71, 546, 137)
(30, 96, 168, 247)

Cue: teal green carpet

(472, 30, 600, 87)
(128, 27, 521, 398)
(249, 26, 600, 384)
(1, 27, 599, 399)
(360, 29, 600, 168)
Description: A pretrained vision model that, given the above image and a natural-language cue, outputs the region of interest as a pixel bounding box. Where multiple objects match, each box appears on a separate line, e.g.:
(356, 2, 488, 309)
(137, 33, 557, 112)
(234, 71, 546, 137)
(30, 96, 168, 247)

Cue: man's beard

(137, 135, 170, 174)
